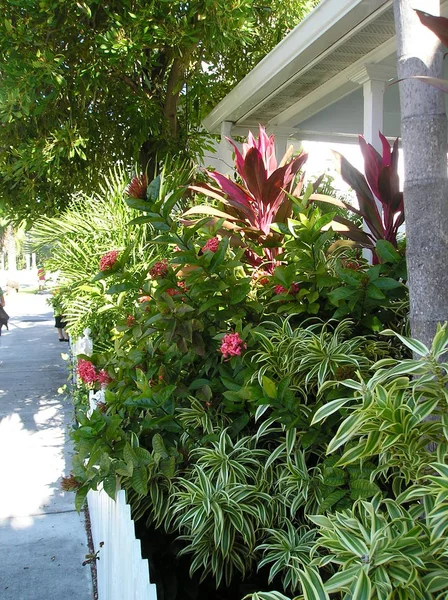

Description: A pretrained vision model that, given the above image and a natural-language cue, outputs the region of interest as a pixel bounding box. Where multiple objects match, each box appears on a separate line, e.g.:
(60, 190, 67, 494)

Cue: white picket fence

(87, 488, 157, 600)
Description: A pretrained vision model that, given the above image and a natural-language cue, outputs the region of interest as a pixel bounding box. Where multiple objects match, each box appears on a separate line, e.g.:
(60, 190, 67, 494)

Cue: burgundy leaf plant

(185, 125, 308, 270)
(311, 132, 404, 262)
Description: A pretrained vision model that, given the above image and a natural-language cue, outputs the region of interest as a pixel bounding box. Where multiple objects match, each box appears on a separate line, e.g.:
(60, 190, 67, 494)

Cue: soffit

(203, 0, 395, 134)
(246, 7, 396, 126)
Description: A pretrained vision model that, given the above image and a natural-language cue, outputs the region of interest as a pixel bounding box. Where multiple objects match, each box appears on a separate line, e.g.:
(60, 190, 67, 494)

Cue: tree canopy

(0, 0, 318, 222)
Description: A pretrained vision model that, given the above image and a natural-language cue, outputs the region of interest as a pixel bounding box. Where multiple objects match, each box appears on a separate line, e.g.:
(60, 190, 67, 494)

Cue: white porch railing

(87, 488, 157, 600)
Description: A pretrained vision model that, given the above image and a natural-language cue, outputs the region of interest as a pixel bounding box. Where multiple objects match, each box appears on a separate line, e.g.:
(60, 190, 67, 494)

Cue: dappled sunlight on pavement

(0, 409, 65, 527)
(0, 289, 93, 599)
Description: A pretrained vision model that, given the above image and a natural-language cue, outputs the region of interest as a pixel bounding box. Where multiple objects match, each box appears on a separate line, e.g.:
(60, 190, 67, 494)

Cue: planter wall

(88, 488, 157, 600)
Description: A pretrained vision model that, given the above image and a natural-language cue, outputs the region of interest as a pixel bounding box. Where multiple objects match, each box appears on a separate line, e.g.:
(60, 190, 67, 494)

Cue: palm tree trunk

(394, 0, 448, 349)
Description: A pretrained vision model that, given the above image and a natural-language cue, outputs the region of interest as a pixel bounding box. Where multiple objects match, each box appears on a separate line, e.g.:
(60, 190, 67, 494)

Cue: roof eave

(202, 0, 391, 133)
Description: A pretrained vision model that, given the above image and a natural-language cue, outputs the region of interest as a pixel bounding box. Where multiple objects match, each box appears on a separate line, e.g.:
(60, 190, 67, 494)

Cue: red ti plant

(185, 125, 308, 270)
(311, 132, 404, 262)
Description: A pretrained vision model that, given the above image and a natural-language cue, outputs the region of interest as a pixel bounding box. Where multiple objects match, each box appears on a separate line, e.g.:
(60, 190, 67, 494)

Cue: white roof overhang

(203, 0, 448, 141)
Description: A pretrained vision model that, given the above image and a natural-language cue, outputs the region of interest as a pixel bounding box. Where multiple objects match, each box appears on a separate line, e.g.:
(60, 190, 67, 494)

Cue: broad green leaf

(103, 475, 117, 499)
(286, 428, 297, 454)
(134, 447, 153, 466)
(298, 565, 330, 600)
(374, 277, 402, 290)
(123, 443, 137, 465)
(311, 398, 352, 425)
(152, 433, 168, 459)
(375, 240, 401, 263)
(131, 465, 148, 496)
(334, 527, 369, 557)
(265, 443, 287, 468)
(147, 175, 161, 202)
(255, 404, 270, 421)
(337, 443, 370, 467)
(366, 284, 386, 300)
(319, 490, 347, 513)
(324, 566, 360, 592)
(262, 376, 277, 399)
(75, 485, 89, 513)
(328, 286, 356, 303)
(381, 329, 429, 357)
(432, 462, 448, 480)
(230, 282, 251, 304)
(351, 569, 371, 600)
(327, 413, 364, 454)
(160, 456, 176, 478)
(107, 282, 135, 294)
(431, 323, 448, 356)
(242, 592, 291, 600)
(183, 204, 239, 221)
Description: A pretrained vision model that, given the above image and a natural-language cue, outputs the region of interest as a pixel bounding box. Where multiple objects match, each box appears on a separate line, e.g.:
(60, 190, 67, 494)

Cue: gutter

(202, 0, 391, 133)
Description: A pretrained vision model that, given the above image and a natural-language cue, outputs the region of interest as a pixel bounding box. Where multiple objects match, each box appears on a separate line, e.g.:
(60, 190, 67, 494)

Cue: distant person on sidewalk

(47, 289, 69, 342)
(0, 285, 8, 337)
(37, 265, 46, 292)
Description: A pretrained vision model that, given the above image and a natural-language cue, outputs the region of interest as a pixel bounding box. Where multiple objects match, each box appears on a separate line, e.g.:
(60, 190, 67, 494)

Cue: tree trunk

(393, 0, 448, 349)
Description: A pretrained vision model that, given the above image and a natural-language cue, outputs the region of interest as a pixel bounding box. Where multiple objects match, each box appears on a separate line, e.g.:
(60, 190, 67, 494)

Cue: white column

(350, 64, 396, 151)
(350, 65, 396, 260)
(267, 126, 296, 165)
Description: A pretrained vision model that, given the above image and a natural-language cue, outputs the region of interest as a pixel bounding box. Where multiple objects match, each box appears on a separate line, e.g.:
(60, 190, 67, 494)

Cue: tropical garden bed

(34, 127, 448, 600)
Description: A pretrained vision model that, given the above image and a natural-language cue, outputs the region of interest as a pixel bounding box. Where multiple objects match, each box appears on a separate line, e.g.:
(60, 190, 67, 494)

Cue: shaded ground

(0, 290, 93, 600)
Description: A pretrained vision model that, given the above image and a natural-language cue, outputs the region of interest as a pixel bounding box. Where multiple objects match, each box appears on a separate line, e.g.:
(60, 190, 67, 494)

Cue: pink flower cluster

(77, 359, 99, 385)
(125, 173, 148, 200)
(166, 288, 180, 296)
(99, 250, 119, 272)
(202, 237, 219, 253)
(290, 283, 300, 295)
(274, 284, 288, 295)
(219, 332, 246, 359)
(77, 359, 112, 387)
(149, 259, 168, 279)
(97, 369, 112, 386)
(165, 280, 188, 298)
(274, 283, 300, 295)
(126, 314, 136, 327)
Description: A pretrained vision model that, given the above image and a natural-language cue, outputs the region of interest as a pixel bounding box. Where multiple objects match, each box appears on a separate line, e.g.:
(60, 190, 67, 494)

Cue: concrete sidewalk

(0, 291, 93, 600)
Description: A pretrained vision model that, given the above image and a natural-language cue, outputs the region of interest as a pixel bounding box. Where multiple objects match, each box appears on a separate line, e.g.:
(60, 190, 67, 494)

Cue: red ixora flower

(274, 283, 299, 295)
(149, 259, 169, 279)
(177, 280, 188, 291)
(219, 332, 247, 359)
(99, 250, 119, 272)
(166, 288, 181, 296)
(125, 173, 148, 199)
(97, 369, 112, 386)
(341, 259, 361, 271)
(274, 285, 288, 295)
(61, 473, 82, 491)
(77, 359, 98, 384)
(201, 237, 219, 253)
